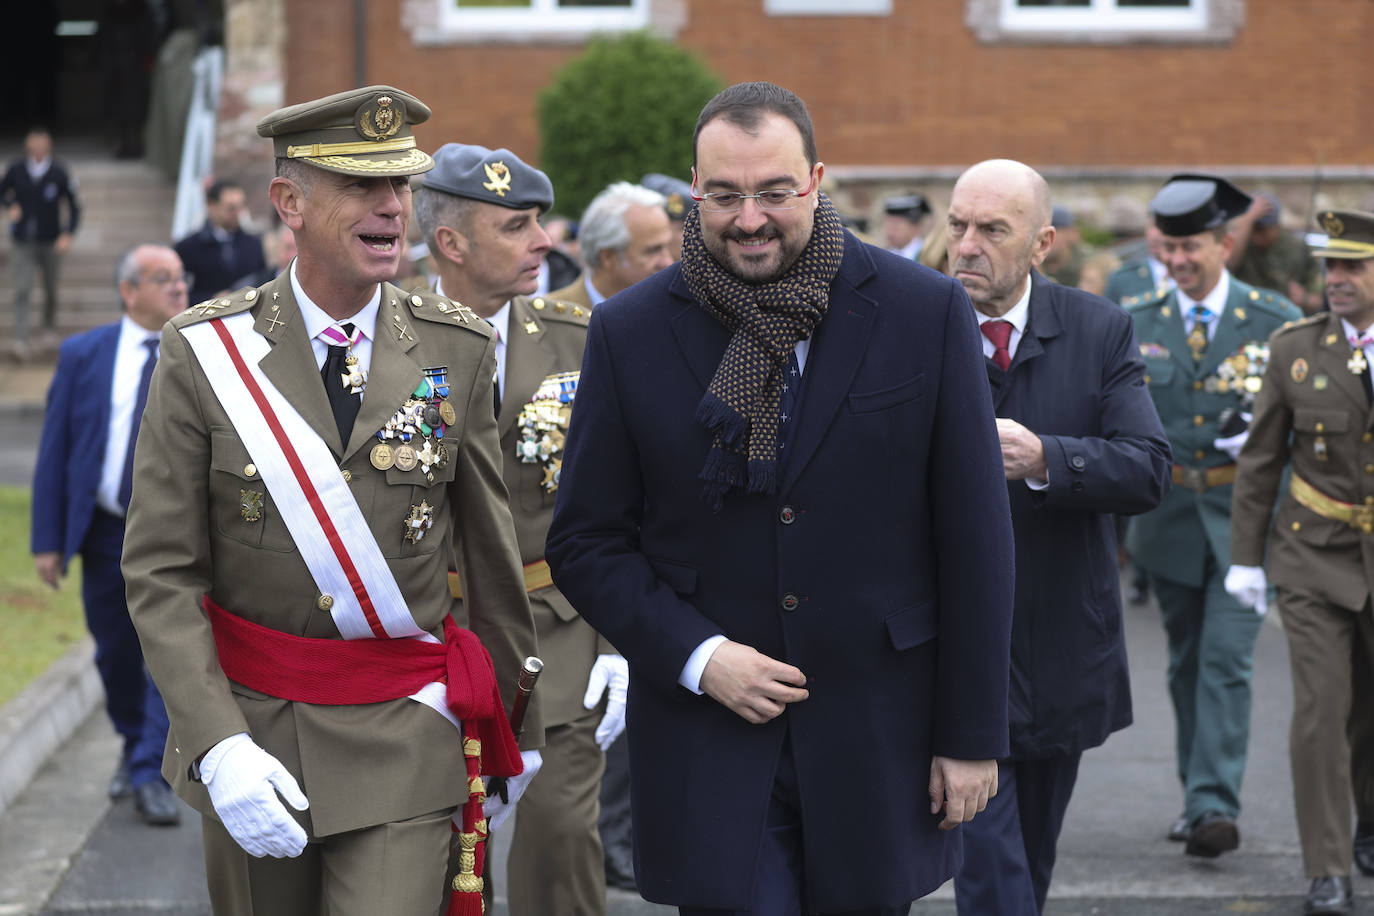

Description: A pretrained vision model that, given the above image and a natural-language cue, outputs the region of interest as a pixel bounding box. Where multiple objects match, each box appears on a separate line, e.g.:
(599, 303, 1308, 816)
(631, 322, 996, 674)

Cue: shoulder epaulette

(394, 286, 489, 337)
(175, 287, 259, 327)
(528, 296, 592, 325)
(1123, 285, 1172, 312)
(1237, 284, 1300, 319)
(1270, 311, 1327, 338)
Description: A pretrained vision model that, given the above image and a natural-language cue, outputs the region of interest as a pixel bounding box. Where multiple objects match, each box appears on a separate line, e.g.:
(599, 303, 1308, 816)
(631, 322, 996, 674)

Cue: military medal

(1291, 358, 1309, 383)
(1315, 437, 1329, 461)
(394, 444, 418, 471)
(439, 399, 457, 426)
(1350, 349, 1368, 376)
(1187, 324, 1208, 362)
(516, 370, 580, 493)
(370, 442, 395, 470)
(403, 500, 434, 543)
(321, 324, 367, 394)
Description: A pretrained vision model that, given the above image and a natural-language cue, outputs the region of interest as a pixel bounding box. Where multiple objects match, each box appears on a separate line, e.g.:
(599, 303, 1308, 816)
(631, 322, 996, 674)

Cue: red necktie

(981, 319, 1013, 371)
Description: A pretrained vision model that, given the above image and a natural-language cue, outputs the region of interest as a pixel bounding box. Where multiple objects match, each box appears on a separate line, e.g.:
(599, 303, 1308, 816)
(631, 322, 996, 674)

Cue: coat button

(244, 463, 257, 477)
(1366, 464, 1374, 475)
(1194, 449, 1206, 460)
(1365, 433, 1372, 443)
(1071, 481, 1085, 492)
(341, 469, 353, 483)
(317, 594, 334, 611)
(1291, 521, 1301, 531)
(1316, 422, 1325, 433)
(1193, 381, 1203, 390)
(781, 593, 799, 612)
(1070, 455, 1086, 471)
(1193, 415, 1204, 426)
(779, 505, 797, 525)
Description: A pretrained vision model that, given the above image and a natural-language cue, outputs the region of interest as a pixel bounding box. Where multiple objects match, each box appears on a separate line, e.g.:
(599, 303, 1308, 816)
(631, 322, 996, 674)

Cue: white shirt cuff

(679, 635, 729, 695)
(1025, 476, 1049, 491)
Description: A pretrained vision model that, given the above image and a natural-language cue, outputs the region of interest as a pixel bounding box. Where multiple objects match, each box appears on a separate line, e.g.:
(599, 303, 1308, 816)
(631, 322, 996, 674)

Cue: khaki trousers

(507, 710, 607, 916)
(1278, 589, 1374, 877)
(202, 805, 455, 916)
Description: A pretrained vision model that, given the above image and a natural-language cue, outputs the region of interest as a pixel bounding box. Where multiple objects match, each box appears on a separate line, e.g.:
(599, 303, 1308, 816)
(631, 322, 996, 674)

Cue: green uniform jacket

(1125, 276, 1301, 585)
(485, 293, 613, 728)
(1104, 258, 1161, 305)
(122, 274, 541, 838)
(1232, 311, 1374, 611)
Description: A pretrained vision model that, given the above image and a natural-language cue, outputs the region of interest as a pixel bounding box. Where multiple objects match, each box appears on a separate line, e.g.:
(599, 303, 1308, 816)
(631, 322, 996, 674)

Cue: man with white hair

(549, 181, 675, 308)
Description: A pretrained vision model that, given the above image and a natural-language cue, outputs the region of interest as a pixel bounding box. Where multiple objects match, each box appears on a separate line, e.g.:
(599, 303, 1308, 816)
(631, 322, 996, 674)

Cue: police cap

(1310, 210, 1374, 260)
(422, 143, 554, 213)
(641, 173, 694, 221)
(884, 193, 931, 221)
(1150, 173, 1251, 238)
(257, 86, 434, 178)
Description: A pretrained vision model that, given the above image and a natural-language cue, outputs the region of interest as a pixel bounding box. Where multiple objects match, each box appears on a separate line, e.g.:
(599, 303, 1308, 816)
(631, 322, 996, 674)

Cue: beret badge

(483, 161, 512, 197)
(357, 94, 404, 142)
(1322, 212, 1346, 238)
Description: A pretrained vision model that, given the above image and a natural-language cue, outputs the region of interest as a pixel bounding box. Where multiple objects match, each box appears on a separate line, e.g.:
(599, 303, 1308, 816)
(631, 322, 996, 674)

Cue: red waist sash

(203, 595, 522, 778)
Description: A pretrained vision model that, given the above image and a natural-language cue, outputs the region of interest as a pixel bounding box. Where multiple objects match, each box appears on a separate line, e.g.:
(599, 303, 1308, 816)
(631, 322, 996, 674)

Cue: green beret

(421, 143, 554, 212)
(257, 85, 434, 178)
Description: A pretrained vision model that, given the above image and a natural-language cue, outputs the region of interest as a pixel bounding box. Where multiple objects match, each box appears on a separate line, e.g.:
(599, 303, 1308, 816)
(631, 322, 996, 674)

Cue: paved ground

(1, 359, 1366, 913)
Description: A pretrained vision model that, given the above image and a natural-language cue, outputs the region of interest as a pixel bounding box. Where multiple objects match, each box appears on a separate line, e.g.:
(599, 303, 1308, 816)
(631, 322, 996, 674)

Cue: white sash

(181, 313, 460, 730)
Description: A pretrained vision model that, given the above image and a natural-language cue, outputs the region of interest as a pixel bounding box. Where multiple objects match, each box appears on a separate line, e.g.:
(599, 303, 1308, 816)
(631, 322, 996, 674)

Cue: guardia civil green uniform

(1230, 210, 1374, 888)
(1104, 257, 1163, 305)
(1125, 174, 1301, 851)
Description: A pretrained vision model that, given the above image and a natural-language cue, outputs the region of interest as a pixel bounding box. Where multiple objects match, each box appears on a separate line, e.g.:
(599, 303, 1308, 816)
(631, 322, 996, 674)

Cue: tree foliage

(538, 32, 721, 219)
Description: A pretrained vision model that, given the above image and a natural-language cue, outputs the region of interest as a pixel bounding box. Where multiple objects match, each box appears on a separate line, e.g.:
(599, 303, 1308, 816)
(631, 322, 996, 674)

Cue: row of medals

(369, 367, 457, 476)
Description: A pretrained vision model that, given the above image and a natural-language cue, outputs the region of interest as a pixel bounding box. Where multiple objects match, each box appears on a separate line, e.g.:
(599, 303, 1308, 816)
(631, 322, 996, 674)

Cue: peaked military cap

(641, 172, 693, 221)
(884, 193, 931, 221)
(1310, 209, 1374, 260)
(422, 143, 554, 213)
(1150, 173, 1251, 238)
(257, 85, 434, 177)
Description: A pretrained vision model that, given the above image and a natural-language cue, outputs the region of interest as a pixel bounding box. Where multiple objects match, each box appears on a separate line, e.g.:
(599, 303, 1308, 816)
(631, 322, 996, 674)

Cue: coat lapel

(782, 240, 877, 493)
(87, 323, 121, 455)
(498, 297, 556, 437)
(668, 272, 731, 393)
(1313, 312, 1374, 421)
(1155, 294, 1197, 379)
(989, 273, 1062, 410)
(255, 278, 351, 458)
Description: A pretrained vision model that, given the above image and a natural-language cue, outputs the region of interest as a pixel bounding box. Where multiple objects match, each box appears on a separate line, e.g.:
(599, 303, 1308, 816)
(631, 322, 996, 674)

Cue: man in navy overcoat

(945, 160, 1171, 914)
(546, 82, 1016, 914)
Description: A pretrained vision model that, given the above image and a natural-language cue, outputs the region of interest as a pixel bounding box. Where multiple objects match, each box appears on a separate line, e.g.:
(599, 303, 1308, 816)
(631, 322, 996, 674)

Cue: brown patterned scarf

(680, 192, 845, 507)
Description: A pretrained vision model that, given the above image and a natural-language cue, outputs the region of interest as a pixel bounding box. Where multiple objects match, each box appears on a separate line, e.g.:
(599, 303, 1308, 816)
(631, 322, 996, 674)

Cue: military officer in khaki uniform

(122, 87, 542, 916)
(413, 143, 622, 916)
(1125, 174, 1301, 860)
(1227, 210, 1374, 915)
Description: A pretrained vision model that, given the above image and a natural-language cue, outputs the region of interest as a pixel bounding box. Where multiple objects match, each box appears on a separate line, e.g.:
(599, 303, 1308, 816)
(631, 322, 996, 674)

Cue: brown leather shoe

(1185, 810, 1239, 857)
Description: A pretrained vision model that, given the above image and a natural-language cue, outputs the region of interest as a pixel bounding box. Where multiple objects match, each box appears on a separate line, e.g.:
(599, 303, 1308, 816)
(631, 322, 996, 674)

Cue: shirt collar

(583, 273, 606, 307)
(487, 301, 512, 341)
(1181, 270, 1231, 319)
(976, 276, 1032, 334)
(1342, 318, 1374, 346)
(290, 260, 380, 343)
(119, 313, 160, 346)
(26, 157, 50, 178)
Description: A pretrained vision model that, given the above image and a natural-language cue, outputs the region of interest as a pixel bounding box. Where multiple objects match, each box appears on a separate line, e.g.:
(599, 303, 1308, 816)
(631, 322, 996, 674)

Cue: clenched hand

(929, 756, 998, 830)
(699, 640, 808, 725)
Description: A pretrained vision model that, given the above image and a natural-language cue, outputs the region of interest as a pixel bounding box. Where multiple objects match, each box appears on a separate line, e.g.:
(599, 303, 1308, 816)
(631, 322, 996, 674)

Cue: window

(765, 0, 892, 14)
(436, 0, 649, 36)
(965, 0, 1243, 43)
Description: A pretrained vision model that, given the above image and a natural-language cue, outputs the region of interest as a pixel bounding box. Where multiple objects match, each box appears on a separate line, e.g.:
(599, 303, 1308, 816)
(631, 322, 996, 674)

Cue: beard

(704, 222, 810, 285)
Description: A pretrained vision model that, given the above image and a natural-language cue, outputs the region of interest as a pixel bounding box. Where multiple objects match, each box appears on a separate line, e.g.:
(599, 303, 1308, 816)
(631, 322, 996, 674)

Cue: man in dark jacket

(948, 159, 1172, 915)
(1, 127, 80, 358)
(174, 179, 265, 304)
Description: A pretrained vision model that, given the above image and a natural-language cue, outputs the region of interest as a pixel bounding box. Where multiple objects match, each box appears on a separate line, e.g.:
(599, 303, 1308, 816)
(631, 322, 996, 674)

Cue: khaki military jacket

(547, 273, 595, 312)
(1232, 311, 1374, 611)
(122, 273, 540, 838)
(489, 293, 613, 728)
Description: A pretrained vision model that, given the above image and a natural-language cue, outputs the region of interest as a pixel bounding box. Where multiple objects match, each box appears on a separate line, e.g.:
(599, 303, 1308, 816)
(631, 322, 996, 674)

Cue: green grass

(0, 485, 86, 707)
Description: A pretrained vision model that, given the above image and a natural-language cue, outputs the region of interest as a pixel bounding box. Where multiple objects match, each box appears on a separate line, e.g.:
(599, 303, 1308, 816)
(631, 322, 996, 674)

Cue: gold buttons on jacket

(1292, 522, 1301, 531)
(1364, 433, 1372, 443)
(1316, 422, 1326, 433)
(244, 464, 257, 477)
(1193, 415, 1204, 426)
(317, 594, 334, 611)
(1193, 381, 1203, 391)
(341, 469, 353, 483)
(1365, 464, 1374, 475)
(1195, 450, 1206, 461)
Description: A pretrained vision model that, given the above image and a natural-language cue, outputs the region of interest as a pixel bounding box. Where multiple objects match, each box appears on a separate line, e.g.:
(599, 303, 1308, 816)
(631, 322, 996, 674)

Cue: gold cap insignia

(1323, 212, 1346, 238)
(356, 94, 404, 142)
(483, 161, 512, 197)
(666, 193, 686, 218)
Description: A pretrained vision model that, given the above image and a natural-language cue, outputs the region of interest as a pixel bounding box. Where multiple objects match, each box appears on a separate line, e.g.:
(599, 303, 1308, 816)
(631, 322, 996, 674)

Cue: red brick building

(227, 0, 1373, 229)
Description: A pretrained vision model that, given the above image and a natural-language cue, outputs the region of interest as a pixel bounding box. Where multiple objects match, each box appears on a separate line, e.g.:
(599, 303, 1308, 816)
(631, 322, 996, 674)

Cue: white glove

(202, 732, 310, 858)
(1224, 564, 1269, 617)
(483, 749, 542, 833)
(583, 653, 629, 751)
(1212, 412, 1253, 461)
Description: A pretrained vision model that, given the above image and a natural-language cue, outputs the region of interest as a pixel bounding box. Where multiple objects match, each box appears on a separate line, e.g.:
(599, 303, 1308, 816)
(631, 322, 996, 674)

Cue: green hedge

(538, 32, 721, 219)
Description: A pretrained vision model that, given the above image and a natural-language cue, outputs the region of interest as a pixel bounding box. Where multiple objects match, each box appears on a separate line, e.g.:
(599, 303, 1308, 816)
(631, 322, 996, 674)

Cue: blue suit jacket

(174, 222, 265, 305)
(32, 322, 121, 559)
(988, 273, 1171, 759)
(546, 234, 1016, 911)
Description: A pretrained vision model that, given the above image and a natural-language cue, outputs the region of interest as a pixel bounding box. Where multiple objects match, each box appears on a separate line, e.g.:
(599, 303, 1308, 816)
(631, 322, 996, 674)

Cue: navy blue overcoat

(547, 234, 1016, 911)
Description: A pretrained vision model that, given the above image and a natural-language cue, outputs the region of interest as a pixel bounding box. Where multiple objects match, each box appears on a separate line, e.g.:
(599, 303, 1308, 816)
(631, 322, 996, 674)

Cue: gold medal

(1291, 358, 1309, 383)
(394, 444, 418, 472)
(1351, 349, 1369, 376)
(370, 442, 395, 470)
(439, 399, 457, 426)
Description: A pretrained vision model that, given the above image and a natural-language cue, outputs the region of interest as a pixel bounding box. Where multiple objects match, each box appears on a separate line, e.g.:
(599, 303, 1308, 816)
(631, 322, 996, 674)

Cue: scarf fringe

(695, 392, 749, 447)
(745, 458, 778, 496)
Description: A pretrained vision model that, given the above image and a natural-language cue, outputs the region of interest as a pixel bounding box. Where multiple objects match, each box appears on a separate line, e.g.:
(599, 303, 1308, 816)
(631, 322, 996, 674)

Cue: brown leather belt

(1172, 463, 1237, 493)
(447, 559, 554, 600)
(1291, 472, 1374, 534)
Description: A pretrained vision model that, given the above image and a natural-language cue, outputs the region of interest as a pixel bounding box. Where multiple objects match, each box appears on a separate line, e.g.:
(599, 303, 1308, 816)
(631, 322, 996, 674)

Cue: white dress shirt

(97, 316, 161, 515)
(292, 261, 379, 386)
(1342, 318, 1374, 367)
(974, 280, 1032, 363)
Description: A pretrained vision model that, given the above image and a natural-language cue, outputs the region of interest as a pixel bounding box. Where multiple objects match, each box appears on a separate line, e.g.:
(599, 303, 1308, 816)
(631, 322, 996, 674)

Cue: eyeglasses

(691, 173, 818, 213)
(139, 272, 193, 288)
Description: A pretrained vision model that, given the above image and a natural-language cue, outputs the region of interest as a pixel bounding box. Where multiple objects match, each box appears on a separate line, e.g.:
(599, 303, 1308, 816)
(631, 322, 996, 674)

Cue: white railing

(171, 46, 225, 242)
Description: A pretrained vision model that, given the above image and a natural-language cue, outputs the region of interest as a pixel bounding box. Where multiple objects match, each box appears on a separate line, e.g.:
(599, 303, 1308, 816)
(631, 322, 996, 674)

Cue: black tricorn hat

(1150, 173, 1251, 238)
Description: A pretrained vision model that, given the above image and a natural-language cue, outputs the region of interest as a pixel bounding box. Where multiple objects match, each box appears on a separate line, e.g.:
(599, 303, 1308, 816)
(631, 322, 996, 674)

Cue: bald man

(946, 160, 1171, 915)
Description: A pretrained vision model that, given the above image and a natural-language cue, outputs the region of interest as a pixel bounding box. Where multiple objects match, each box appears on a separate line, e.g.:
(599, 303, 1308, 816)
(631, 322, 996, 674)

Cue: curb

(0, 637, 102, 819)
